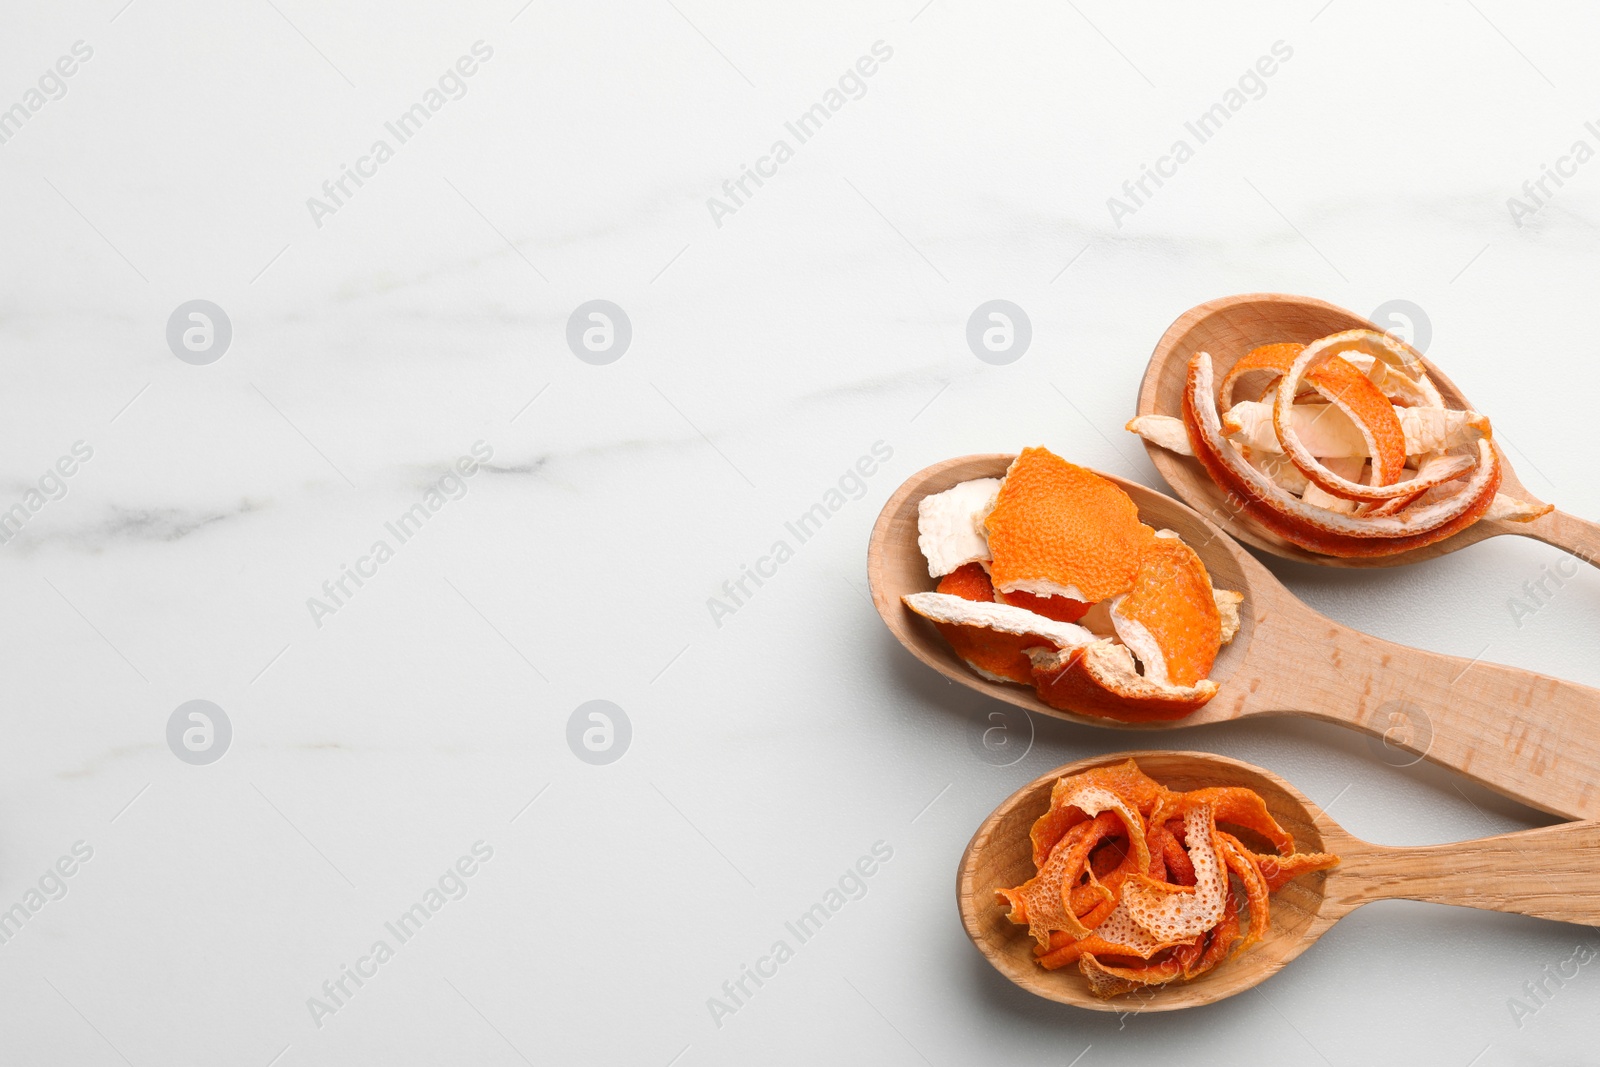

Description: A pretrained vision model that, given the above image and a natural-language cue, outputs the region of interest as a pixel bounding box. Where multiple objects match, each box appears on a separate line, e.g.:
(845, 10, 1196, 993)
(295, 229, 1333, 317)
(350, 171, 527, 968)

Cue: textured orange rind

(999, 760, 1340, 998)
(909, 450, 1237, 721)
(1182, 352, 1502, 556)
(1130, 326, 1541, 557)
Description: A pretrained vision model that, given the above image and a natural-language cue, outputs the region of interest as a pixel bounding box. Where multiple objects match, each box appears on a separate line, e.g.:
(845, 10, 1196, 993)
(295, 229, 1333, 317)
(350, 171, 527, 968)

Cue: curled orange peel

(997, 810, 1127, 944)
(1109, 532, 1222, 687)
(1130, 328, 1533, 558)
(1183, 352, 1502, 556)
(1029, 759, 1165, 867)
(1185, 890, 1241, 980)
(912, 450, 1237, 720)
(1251, 848, 1340, 892)
(1217, 341, 1304, 410)
(996, 815, 1106, 939)
(1120, 804, 1228, 941)
(1078, 939, 1204, 995)
(903, 568, 1096, 685)
(1174, 786, 1296, 855)
(1216, 831, 1271, 953)
(1275, 340, 1430, 501)
(998, 761, 1341, 998)
(1028, 643, 1219, 723)
(1151, 824, 1196, 886)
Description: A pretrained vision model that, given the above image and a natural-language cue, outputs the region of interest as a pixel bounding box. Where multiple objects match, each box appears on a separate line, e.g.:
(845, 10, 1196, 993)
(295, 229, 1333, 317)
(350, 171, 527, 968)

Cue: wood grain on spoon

(1136, 292, 1600, 568)
(960, 751, 1600, 1011)
(868, 455, 1600, 820)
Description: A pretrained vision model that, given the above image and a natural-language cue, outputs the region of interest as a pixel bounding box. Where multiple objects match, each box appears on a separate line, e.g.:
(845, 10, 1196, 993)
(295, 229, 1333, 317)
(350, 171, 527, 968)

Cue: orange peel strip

(1216, 831, 1271, 953)
(1143, 826, 1169, 884)
(999, 809, 1136, 944)
(1038, 934, 1127, 971)
(1183, 352, 1502, 555)
(1030, 760, 1166, 867)
(1055, 783, 1151, 879)
(1042, 902, 1196, 968)
(1152, 824, 1196, 886)
(902, 582, 1095, 685)
(1121, 804, 1228, 941)
(1361, 452, 1476, 518)
(1174, 786, 1295, 855)
(1274, 343, 1421, 500)
(1001, 778, 1155, 943)
(996, 812, 1120, 943)
(1252, 849, 1341, 893)
(1218, 342, 1305, 411)
(1028, 643, 1218, 723)
(1075, 894, 1120, 933)
(1109, 532, 1222, 687)
(1078, 947, 1197, 997)
(1184, 889, 1241, 980)
(1069, 870, 1117, 920)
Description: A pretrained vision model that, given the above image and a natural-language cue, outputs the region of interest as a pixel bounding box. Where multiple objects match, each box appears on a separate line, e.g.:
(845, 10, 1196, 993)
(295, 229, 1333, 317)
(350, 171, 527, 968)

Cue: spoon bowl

(1136, 293, 1600, 568)
(868, 456, 1600, 819)
(869, 454, 1260, 732)
(959, 750, 1600, 1011)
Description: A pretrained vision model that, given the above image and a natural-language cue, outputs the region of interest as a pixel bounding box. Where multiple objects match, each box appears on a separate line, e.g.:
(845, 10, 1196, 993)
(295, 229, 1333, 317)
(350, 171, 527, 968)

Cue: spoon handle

(1244, 613, 1600, 820)
(1507, 508, 1600, 571)
(1336, 823, 1600, 925)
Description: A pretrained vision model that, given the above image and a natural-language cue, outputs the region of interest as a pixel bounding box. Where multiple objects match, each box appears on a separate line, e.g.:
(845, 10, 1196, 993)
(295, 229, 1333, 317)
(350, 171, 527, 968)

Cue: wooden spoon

(959, 750, 1600, 1012)
(868, 455, 1600, 819)
(1135, 292, 1600, 568)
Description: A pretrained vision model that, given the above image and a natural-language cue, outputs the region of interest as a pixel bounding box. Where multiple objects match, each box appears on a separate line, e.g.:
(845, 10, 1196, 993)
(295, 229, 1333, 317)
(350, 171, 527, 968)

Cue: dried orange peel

(1127, 329, 1551, 557)
(1027, 643, 1218, 723)
(1274, 337, 1420, 501)
(984, 448, 1150, 604)
(998, 759, 1340, 997)
(917, 477, 1001, 577)
(903, 567, 1095, 685)
(907, 448, 1238, 722)
(1109, 532, 1221, 687)
(1181, 352, 1504, 556)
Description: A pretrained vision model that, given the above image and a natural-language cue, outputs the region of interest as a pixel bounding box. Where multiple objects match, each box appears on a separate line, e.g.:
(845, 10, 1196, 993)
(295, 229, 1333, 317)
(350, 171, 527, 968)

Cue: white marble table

(2, 1, 1598, 1063)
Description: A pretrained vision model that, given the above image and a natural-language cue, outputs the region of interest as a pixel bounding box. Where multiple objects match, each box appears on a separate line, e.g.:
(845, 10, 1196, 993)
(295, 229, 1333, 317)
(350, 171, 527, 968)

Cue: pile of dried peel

(997, 759, 1338, 997)
(1127, 330, 1551, 557)
(904, 446, 1239, 721)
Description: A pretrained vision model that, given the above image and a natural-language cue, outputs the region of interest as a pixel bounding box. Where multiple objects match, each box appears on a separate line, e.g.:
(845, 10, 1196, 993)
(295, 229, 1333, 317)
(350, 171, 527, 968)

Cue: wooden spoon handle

(1245, 612, 1600, 820)
(1507, 508, 1600, 570)
(1334, 823, 1600, 925)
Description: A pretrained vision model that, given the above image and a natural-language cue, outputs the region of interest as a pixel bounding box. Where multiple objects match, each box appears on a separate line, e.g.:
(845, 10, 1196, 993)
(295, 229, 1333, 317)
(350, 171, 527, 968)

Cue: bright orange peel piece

(1029, 759, 1166, 867)
(1027, 643, 1219, 723)
(1109, 532, 1222, 687)
(1275, 342, 1414, 500)
(984, 448, 1151, 604)
(903, 568, 1095, 685)
(1217, 342, 1304, 410)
